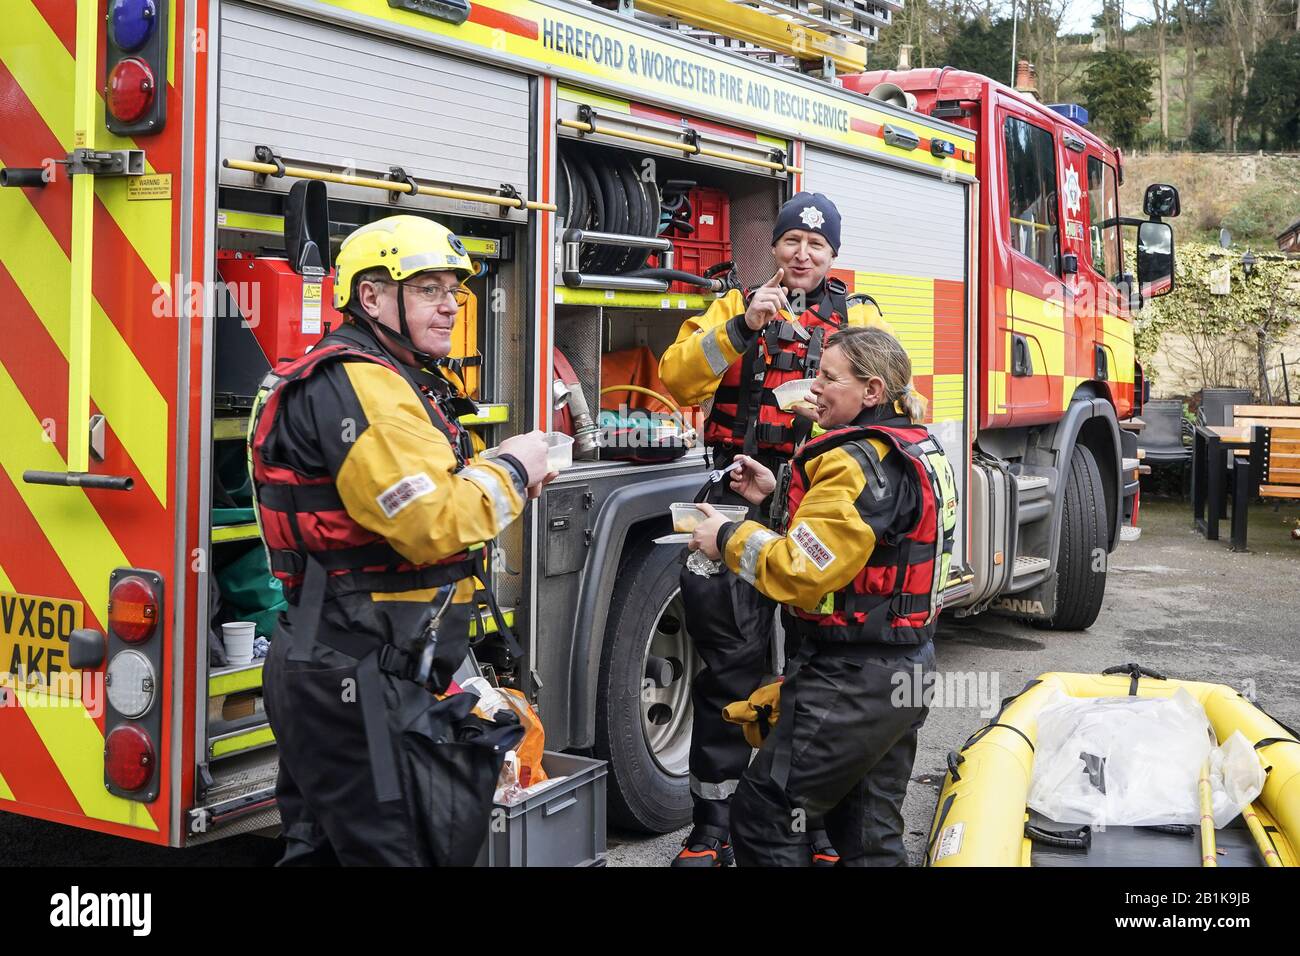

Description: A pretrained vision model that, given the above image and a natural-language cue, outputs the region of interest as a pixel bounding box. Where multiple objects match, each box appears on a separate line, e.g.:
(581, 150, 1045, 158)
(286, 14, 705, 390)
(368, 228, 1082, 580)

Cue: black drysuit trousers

(730, 638, 935, 866)
(679, 564, 776, 830)
(263, 614, 518, 866)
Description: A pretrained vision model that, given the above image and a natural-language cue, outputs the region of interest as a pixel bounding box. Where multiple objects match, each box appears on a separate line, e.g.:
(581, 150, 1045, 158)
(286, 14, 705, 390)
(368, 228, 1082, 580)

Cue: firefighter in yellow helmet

(251, 215, 554, 865)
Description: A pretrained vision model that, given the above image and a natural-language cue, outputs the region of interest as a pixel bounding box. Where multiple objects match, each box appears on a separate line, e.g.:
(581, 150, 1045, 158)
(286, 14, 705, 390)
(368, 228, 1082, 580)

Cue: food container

(544, 431, 574, 472)
(669, 502, 749, 533)
(480, 432, 575, 473)
(772, 378, 818, 412)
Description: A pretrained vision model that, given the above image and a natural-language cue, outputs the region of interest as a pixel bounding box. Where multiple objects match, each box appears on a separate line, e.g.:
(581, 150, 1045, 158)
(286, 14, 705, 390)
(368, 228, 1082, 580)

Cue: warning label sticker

(932, 822, 965, 862)
(126, 173, 172, 201)
(790, 522, 835, 571)
(301, 280, 323, 335)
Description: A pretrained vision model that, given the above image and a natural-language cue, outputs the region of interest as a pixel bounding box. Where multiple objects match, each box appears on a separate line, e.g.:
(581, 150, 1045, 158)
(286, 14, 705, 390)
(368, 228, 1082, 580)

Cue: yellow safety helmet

(333, 215, 473, 310)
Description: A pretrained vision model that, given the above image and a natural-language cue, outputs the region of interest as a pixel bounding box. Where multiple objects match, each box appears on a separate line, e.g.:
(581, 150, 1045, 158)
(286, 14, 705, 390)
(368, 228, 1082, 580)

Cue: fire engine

(0, 0, 1177, 846)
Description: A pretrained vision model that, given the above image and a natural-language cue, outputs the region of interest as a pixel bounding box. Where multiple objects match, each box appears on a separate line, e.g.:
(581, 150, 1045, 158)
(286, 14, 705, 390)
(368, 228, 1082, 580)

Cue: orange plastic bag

(600, 345, 703, 437)
(499, 688, 548, 788)
(600, 346, 673, 413)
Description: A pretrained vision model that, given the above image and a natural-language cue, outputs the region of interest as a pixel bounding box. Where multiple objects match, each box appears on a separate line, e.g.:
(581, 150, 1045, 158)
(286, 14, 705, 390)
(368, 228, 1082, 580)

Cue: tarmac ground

(606, 496, 1300, 866)
(0, 497, 1296, 866)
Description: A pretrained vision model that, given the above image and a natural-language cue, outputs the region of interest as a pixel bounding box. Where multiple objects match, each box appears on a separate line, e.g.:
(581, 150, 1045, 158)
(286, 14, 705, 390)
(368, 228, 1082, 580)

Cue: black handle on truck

(23, 470, 134, 491)
(0, 168, 48, 188)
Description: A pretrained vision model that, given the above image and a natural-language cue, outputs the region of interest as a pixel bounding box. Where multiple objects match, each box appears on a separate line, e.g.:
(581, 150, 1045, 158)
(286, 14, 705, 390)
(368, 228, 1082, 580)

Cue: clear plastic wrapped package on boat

(1028, 688, 1263, 828)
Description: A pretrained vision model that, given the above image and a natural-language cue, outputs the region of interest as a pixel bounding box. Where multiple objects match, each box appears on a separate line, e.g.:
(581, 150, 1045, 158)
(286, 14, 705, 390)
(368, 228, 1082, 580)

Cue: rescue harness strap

(472, 547, 524, 660)
(728, 283, 847, 456)
(288, 553, 405, 804)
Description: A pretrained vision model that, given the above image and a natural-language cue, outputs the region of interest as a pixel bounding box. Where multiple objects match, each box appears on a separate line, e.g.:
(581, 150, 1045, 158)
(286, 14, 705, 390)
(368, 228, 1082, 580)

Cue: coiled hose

(599, 384, 679, 413)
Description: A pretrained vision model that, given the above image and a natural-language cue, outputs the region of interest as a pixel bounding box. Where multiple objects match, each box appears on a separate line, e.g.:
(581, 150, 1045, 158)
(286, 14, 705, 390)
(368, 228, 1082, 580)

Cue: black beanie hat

(772, 192, 841, 255)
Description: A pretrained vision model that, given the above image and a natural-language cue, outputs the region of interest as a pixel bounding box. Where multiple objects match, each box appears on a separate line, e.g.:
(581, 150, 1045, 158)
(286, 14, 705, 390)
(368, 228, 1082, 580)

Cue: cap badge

(799, 206, 825, 229)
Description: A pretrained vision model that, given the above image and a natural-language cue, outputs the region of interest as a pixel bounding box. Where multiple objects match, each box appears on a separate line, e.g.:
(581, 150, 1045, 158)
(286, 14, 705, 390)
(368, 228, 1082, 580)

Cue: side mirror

(1143, 183, 1180, 219)
(1137, 221, 1175, 299)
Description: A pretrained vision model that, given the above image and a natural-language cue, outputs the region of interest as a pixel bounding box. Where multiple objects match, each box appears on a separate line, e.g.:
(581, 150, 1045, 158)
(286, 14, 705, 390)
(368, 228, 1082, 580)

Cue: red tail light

(108, 575, 158, 643)
(106, 57, 155, 124)
(104, 725, 154, 792)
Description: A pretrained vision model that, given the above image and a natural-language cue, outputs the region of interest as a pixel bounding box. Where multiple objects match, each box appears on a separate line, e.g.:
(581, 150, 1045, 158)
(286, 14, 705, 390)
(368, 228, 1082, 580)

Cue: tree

(1098, 0, 1126, 50)
(1188, 115, 1225, 149)
(940, 17, 1016, 80)
(1078, 51, 1156, 147)
(1174, 0, 1204, 138)
(1152, 0, 1173, 142)
(1020, 0, 1076, 102)
(1217, 0, 1274, 148)
(1244, 33, 1300, 150)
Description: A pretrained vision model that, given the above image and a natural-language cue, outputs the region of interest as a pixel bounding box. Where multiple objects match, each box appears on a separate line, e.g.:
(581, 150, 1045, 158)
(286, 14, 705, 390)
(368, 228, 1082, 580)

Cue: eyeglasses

(369, 278, 470, 307)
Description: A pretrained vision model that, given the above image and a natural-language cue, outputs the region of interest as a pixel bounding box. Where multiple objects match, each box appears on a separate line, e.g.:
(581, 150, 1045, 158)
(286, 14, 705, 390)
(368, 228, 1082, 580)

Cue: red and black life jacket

(785, 423, 957, 645)
(703, 279, 850, 457)
(248, 326, 477, 600)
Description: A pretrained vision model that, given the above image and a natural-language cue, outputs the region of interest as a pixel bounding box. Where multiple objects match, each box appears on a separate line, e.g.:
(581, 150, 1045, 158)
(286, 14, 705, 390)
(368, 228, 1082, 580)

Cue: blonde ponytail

(826, 327, 928, 423)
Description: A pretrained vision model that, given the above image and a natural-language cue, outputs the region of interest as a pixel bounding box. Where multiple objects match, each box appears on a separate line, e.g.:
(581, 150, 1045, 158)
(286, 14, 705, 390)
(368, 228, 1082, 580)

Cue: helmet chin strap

(353, 279, 435, 368)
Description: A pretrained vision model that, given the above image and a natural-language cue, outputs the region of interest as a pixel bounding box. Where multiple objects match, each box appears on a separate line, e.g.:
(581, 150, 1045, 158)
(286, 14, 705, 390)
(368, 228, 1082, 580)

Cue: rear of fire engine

(1, 0, 186, 843)
(0, 0, 1175, 850)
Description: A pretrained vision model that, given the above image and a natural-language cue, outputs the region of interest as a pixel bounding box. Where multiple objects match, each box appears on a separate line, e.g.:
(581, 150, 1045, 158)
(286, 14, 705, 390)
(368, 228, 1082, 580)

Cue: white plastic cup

(222, 621, 256, 665)
(544, 431, 574, 472)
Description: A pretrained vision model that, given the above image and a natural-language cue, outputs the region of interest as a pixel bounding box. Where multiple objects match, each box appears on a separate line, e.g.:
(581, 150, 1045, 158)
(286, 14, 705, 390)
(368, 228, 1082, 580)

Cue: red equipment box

(216, 250, 344, 365)
(660, 186, 732, 294)
(686, 186, 730, 244)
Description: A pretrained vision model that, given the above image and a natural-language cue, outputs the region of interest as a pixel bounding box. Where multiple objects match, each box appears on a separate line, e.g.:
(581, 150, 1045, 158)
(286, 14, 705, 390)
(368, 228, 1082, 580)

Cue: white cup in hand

(496, 430, 550, 486)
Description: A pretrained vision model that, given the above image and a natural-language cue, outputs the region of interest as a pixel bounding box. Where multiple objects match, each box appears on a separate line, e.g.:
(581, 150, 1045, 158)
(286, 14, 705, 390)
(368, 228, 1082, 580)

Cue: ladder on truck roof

(611, 0, 903, 76)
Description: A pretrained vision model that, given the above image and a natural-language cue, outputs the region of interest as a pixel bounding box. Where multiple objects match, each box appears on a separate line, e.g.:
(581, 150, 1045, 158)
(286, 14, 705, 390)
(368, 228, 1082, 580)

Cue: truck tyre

(1037, 442, 1107, 630)
(595, 541, 699, 833)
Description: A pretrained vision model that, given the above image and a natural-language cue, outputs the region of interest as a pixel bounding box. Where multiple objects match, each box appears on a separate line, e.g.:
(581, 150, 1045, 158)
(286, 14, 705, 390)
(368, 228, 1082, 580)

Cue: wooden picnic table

(1193, 407, 1300, 550)
(1191, 424, 1244, 543)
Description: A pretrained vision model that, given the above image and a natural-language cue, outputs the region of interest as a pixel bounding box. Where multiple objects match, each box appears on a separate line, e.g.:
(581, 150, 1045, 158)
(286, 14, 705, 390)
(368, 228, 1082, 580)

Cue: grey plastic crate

(477, 752, 607, 867)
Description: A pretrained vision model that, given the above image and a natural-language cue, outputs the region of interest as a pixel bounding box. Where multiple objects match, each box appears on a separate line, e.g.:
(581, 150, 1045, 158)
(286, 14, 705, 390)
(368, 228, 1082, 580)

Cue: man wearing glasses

(251, 215, 552, 864)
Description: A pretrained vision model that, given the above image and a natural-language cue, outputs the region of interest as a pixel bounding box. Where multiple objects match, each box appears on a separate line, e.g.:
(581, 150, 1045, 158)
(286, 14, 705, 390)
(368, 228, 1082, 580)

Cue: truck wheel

(1038, 443, 1107, 631)
(595, 541, 700, 833)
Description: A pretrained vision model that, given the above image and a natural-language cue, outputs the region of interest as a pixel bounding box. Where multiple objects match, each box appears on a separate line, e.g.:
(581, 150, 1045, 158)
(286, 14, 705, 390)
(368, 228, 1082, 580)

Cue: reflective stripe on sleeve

(459, 466, 516, 535)
(700, 326, 732, 376)
(738, 528, 780, 585)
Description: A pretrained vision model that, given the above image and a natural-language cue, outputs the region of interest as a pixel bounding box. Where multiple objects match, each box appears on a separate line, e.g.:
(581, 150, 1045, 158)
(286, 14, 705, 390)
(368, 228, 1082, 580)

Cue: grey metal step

(186, 805, 280, 846)
(1014, 474, 1049, 494)
(188, 749, 280, 844)
(1011, 555, 1051, 578)
(201, 749, 278, 805)
(1119, 525, 1143, 543)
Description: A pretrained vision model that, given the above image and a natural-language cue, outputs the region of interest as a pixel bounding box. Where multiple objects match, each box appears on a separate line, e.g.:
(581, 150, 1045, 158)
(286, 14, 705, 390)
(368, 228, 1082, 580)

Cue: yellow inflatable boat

(927, 664, 1300, 867)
